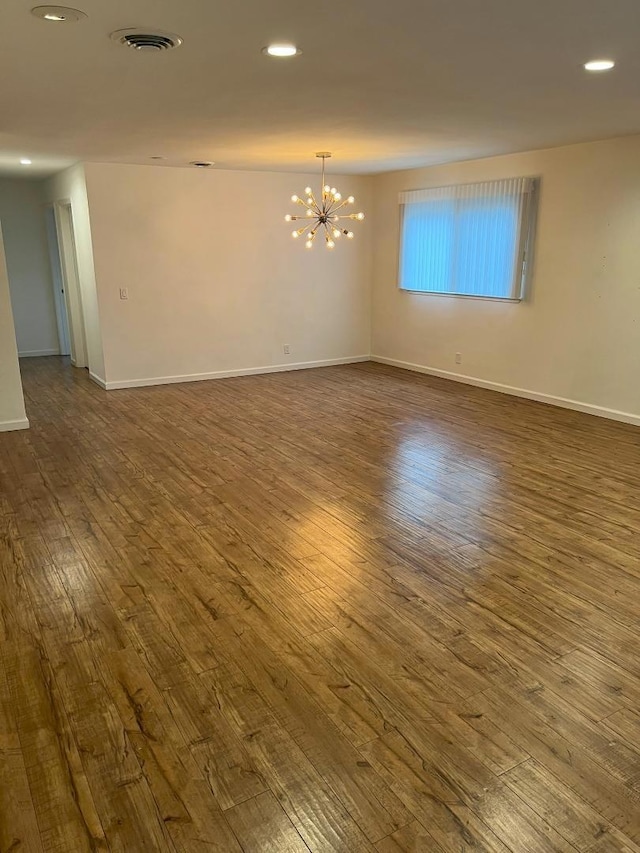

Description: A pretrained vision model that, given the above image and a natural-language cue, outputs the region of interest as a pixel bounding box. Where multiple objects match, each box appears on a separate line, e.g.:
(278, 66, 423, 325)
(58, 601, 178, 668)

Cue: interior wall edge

(100, 355, 371, 391)
(89, 372, 107, 389)
(371, 355, 640, 427)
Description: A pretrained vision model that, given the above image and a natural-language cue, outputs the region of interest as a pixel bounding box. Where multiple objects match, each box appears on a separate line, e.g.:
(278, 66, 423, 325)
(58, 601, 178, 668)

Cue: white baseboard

(18, 348, 60, 358)
(101, 356, 371, 391)
(371, 355, 640, 427)
(0, 418, 30, 432)
(89, 372, 107, 389)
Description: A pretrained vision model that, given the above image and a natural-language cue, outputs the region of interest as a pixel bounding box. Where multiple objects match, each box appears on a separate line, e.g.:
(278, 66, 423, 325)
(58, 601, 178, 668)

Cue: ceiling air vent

(110, 29, 183, 52)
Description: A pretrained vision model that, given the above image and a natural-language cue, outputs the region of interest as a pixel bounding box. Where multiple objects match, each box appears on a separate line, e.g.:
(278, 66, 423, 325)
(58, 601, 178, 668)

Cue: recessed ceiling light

(584, 59, 615, 72)
(190, 161, 214, 168)
(20, 158, 32, 165)
(31, 6, 87, 22)
(263, 44, 301, 58)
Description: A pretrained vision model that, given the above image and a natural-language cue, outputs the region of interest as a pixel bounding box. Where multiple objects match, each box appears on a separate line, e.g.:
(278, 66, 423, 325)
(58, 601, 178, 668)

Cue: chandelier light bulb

(305, 186, 312, 195)
(334, 192, 341, 201)
(347, 231, 354, 239)
(347, 196, 355, 204)
(356, 212, 365, 220)
(292, 230, 299, 238)
(291, 194, 299, 203)
(305, 239, 313, 249)
(333, 229, 340, 238)
(284, 214, 292, 222)
(324, 184, 331, 193)
(327, 239, 335, 249)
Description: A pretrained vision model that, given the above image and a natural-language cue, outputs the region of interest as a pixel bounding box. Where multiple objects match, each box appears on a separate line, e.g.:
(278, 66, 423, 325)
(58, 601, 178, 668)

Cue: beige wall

(371, 135, 640, 423)
(0, 224, 28, 431)
(0, 178, 58, 356)
(29, 135, 640, 424)
(83, 163, 372, 388)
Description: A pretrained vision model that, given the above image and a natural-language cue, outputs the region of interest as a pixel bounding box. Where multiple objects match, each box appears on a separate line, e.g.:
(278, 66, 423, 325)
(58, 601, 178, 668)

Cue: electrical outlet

(455, 352, 462, 365)
(119, 287, 129, 300)
(283, 344, 291, 355)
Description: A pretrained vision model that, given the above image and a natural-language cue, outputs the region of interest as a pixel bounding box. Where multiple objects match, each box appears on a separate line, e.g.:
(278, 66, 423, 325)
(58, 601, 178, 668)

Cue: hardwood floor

(2, 356, 640, 852)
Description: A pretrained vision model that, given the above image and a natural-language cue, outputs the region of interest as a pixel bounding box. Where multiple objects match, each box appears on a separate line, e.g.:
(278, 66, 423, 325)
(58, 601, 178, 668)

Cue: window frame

(397, 176, 540, 302)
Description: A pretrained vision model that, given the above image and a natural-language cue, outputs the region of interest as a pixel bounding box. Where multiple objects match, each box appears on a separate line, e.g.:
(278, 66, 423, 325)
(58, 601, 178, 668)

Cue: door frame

(54, 200, 88, 368)
(44, 204, 70, 356)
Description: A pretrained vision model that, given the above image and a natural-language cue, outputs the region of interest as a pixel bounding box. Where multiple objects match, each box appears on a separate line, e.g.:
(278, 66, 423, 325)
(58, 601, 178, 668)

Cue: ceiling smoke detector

(110, 29, 183, 52)
(31, 6, 87, 22)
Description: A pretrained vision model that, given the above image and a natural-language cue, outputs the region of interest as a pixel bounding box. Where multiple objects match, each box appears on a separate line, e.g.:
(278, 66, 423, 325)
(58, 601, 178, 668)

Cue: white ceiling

(1, 0, 639, 177)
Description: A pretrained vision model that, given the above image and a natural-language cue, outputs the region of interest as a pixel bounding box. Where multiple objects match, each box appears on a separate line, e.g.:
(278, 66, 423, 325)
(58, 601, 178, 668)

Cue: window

(398, 177, 538, 300)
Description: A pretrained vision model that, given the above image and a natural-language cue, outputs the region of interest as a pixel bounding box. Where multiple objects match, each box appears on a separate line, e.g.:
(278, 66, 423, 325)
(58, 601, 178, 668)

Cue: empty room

(1, 1, 639, 851)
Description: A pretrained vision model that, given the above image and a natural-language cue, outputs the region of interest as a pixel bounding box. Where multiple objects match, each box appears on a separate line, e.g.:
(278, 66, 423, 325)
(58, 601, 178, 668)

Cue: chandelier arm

(298, 199, 319, 215)
(330, 198, 351, 214)
(327, 193, 346, 215)
(294, 223, 314, 238)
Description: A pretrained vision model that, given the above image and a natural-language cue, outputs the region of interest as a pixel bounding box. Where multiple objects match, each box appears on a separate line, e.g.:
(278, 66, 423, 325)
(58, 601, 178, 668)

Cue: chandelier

(285, 152, 364, 249)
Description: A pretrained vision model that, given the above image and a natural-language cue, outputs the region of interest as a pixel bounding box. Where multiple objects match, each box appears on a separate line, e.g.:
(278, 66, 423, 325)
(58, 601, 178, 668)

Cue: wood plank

(2, 644, 106, 852)
(501, 759, 632, 851)
(0, 654, 44, 853)
(375, 820, 445, 852)
(224, 791, 310, 852)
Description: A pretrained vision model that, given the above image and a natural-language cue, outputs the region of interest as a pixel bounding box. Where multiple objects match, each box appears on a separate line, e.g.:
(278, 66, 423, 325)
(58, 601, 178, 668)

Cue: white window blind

(398, 177, 538, 300)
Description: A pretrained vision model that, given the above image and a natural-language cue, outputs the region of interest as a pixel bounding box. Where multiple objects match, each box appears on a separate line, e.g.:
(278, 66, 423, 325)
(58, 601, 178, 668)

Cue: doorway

(44, 206, 70, 356)
(45, 201, 88, 368)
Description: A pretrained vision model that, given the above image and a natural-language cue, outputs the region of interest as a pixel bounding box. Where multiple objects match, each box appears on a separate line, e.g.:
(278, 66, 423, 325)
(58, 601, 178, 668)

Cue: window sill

(399, 287, 522, 303)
